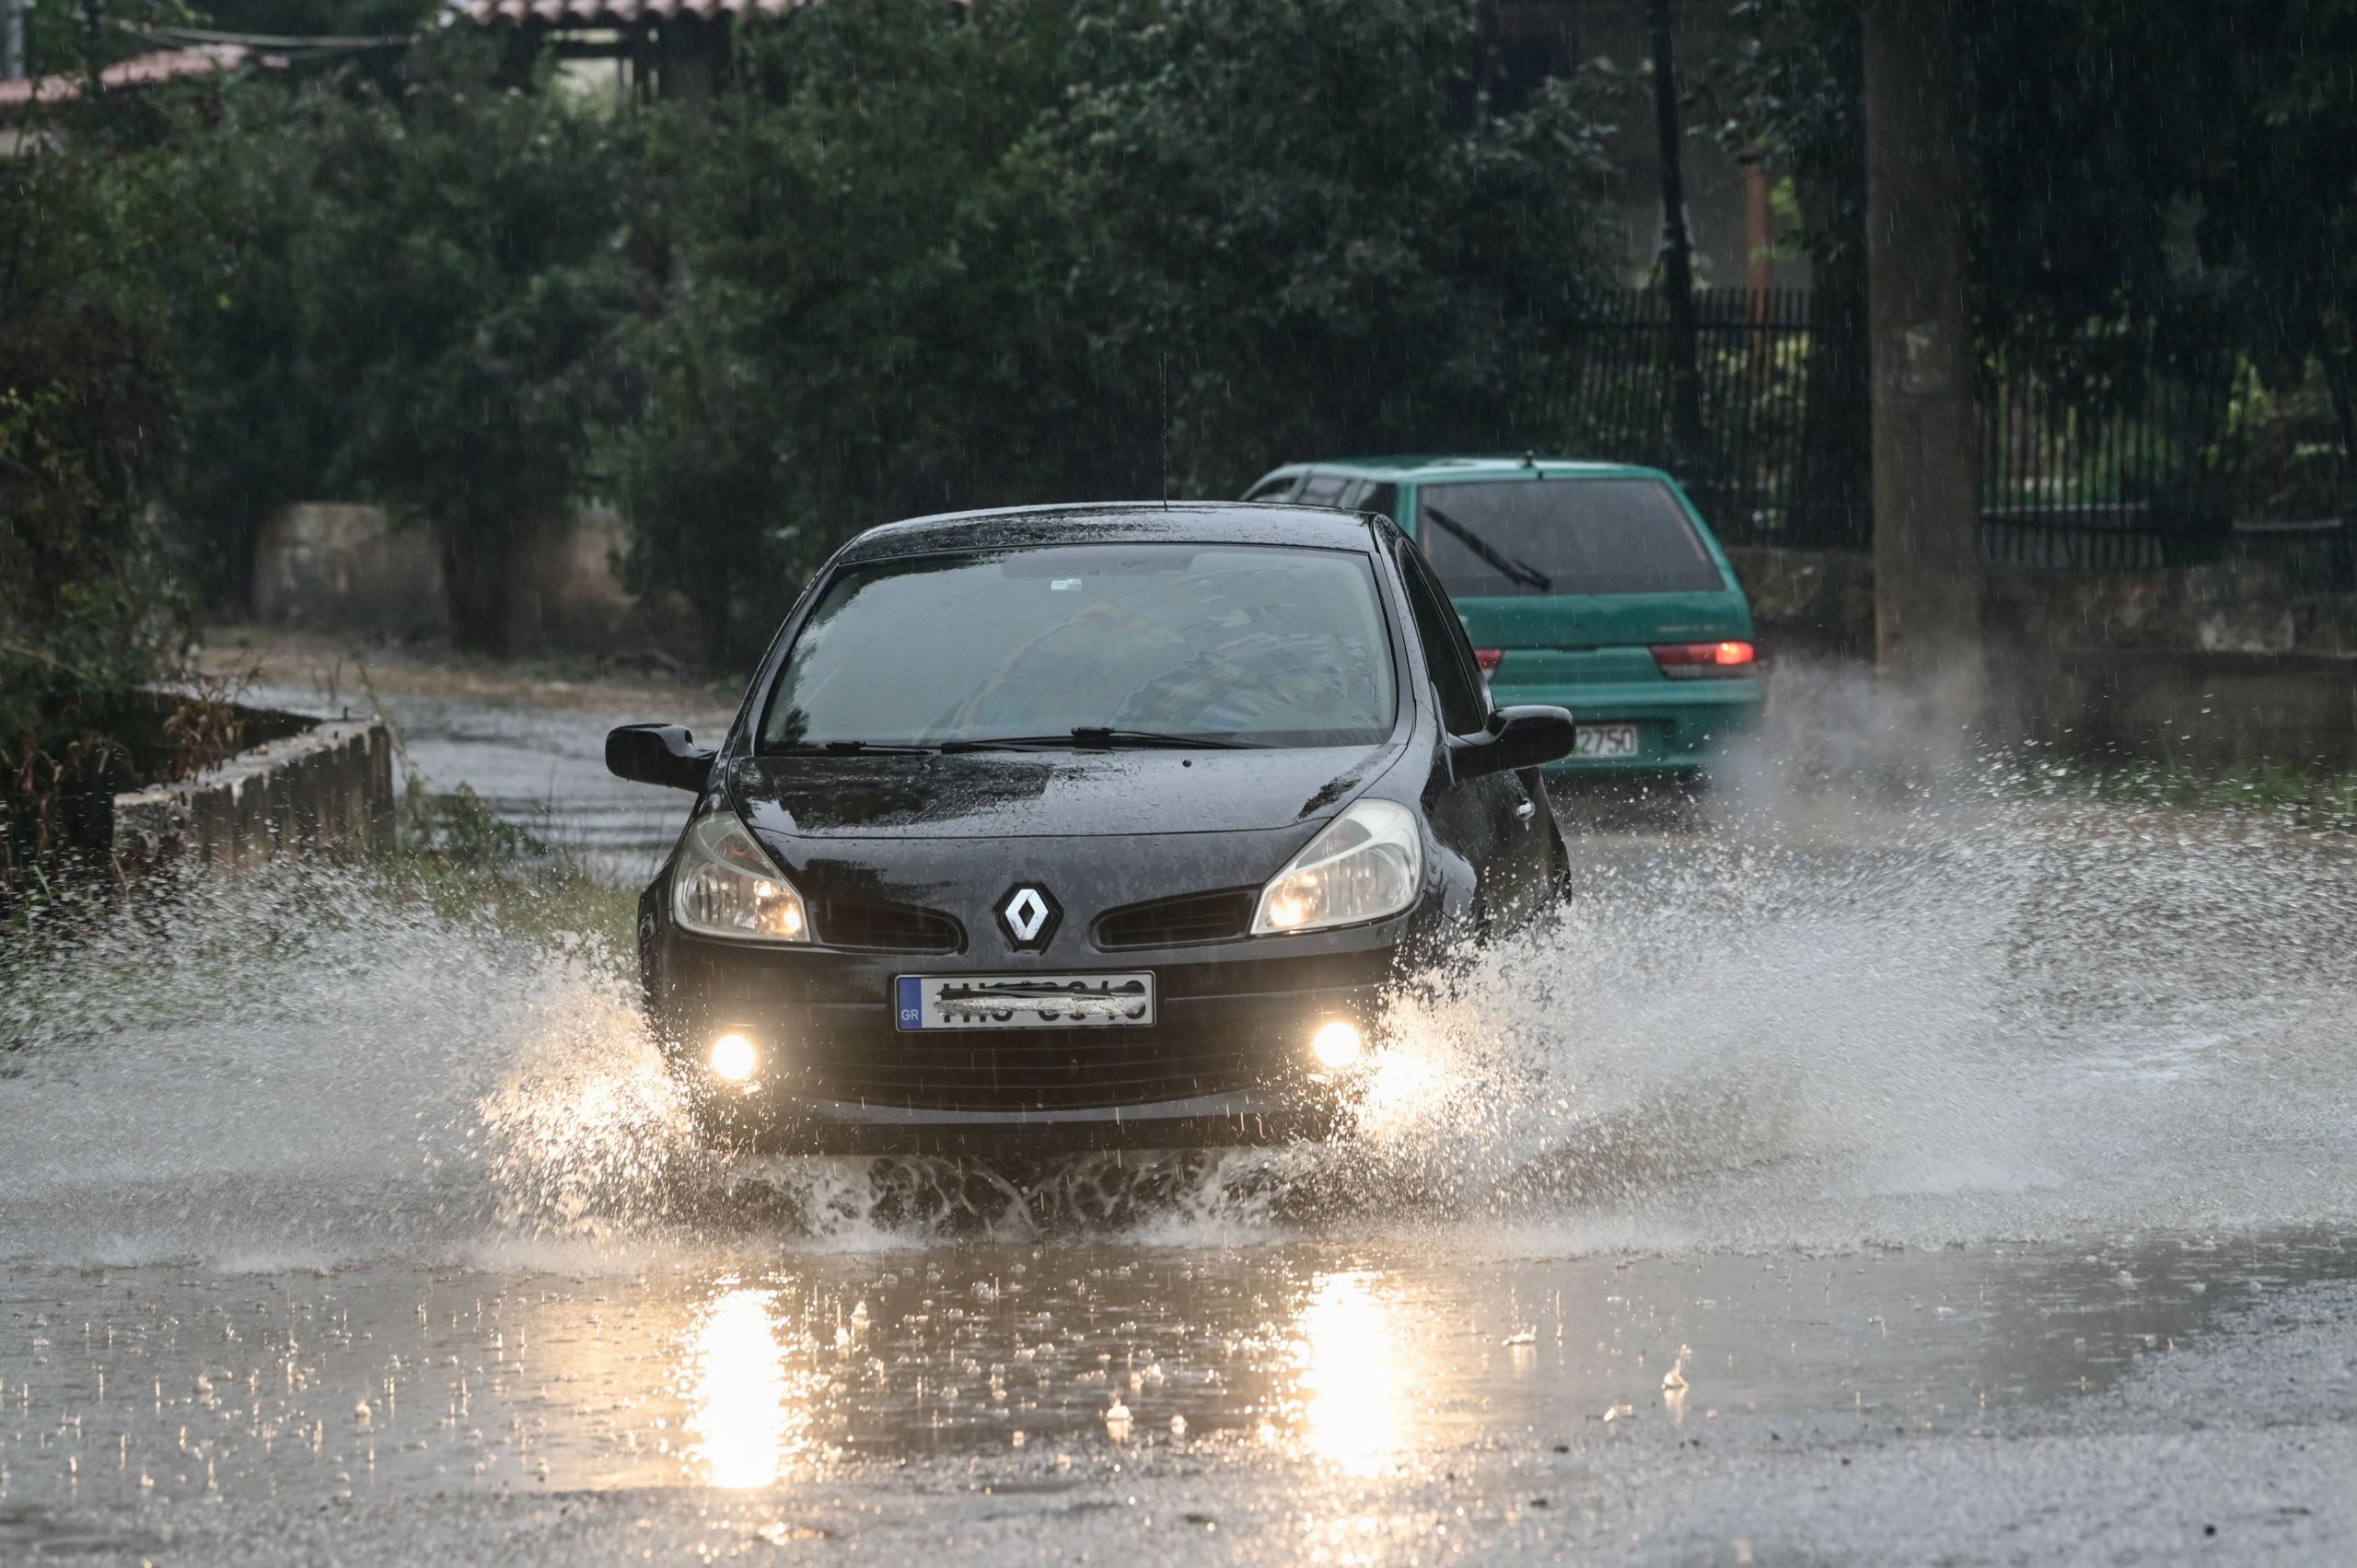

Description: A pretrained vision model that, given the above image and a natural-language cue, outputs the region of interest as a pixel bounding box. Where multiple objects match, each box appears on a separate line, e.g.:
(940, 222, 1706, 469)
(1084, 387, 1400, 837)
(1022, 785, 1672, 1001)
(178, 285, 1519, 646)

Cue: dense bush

(1732, 0, 2357, 458)
(610, 0, 1110, 667)
(1045, 0, 1620, 489)
(0, 143, 192, 882)
(17, 0, 1631, 691)
(302, 42, 637, 655)
(610, 0, 1621, 665)
(64, 2, 1620, 668)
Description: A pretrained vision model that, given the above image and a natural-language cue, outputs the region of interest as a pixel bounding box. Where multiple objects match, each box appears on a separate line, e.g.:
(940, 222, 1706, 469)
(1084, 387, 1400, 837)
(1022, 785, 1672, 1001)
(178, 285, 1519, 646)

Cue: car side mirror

(606, 723, 715, 793)
(1448, 705, 1577, 783)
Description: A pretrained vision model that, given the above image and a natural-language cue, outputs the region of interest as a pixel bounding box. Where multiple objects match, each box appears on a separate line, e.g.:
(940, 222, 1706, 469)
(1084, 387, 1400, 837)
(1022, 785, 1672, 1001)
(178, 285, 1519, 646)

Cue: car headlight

(1250, 799, 1422, 935)
(671, 810, 809, 943)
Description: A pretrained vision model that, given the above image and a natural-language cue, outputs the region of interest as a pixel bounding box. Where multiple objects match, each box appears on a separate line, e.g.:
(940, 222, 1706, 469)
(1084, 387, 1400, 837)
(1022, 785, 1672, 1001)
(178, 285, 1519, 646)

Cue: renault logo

(995, 885, 1061, 951)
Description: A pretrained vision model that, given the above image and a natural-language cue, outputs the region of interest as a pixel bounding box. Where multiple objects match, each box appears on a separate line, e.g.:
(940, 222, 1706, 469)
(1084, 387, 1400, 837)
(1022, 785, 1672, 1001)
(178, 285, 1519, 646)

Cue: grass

(385, 777, 640, 957)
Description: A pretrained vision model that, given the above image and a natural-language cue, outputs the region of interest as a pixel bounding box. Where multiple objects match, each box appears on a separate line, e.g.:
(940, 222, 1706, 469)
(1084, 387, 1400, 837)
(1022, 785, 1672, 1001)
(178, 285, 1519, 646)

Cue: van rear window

(1416, 479, 1725, 597)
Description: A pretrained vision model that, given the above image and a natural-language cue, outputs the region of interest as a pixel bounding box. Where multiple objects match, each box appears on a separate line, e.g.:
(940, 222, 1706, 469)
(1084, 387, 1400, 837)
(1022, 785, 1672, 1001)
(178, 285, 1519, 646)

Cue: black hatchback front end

(641, 813, 1419, 1155)
(614, 503, 1573, 1156)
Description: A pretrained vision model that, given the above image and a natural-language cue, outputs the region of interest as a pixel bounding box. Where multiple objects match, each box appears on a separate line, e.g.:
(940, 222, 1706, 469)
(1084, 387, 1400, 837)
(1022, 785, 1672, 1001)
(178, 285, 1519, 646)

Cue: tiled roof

(450, 0, 817, 24)
(0, 44, 265, 109)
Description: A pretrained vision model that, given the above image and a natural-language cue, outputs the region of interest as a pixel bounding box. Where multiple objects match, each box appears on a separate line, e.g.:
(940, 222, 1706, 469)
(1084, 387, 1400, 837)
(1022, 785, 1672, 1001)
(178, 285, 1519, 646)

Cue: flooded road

(4, 1235, 2352, 1563)
(234, 645, 733, 879)
(6, 672, 2356, 1562)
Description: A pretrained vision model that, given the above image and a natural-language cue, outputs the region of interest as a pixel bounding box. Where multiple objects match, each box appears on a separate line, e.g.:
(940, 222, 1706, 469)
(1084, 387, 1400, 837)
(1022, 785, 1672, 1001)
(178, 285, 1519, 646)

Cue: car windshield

(761, 543, 1398, 750)
(1418, 478, 1725, 597)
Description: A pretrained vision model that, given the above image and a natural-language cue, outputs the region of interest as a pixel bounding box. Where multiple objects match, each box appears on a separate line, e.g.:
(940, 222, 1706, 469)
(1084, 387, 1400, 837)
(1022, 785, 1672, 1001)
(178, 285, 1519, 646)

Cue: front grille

(792, 1029, 1270, 1110)
(814, 899, 963, 954)
(1093, 889, 1256, 949)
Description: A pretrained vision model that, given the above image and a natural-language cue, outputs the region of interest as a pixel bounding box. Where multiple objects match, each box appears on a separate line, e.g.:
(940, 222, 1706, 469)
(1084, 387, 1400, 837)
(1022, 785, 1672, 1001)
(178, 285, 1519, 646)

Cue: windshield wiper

(1422, 502, 1553, 593)
(772, 739, 939, 755)
(939, 727, 1256, 752)
(1074, 726, 1256, 749)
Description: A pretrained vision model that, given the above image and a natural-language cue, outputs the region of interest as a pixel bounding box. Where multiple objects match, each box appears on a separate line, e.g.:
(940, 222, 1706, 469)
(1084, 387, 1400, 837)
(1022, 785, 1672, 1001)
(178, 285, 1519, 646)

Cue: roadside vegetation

(6, 0, 2355, 897)
(389, 779, 638, 948)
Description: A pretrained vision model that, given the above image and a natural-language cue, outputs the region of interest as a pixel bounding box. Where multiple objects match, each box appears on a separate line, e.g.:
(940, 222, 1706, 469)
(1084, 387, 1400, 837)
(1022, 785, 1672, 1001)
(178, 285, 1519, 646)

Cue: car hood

(729, 744, 1395, 842)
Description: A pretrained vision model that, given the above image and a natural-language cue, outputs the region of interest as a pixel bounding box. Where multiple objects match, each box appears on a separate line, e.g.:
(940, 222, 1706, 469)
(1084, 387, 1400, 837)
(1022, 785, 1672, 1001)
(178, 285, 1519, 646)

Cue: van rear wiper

(939, 727, 1256, 752)
(1422, 503, 1552, 593)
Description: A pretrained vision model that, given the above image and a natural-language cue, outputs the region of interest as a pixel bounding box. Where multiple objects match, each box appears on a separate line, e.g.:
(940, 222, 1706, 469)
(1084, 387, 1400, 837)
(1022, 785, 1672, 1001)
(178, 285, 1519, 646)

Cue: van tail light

(1472, 649, 1504, 674)
(1651, 641, 1756, 679)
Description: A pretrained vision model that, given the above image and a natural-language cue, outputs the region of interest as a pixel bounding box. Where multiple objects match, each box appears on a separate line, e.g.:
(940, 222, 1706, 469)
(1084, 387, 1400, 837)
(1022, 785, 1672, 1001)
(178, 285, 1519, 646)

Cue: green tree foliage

(0, 146, 189, 878)
(611, 0, 1128, 667)
(16, 0, 203, 82)
(18, 0, 1627, 685)
(612, 0, 1621, 664)
(1045, 0, 1621, 494)
(140, 85, 342, 607)
(1735, 0, 2357, 425)
(302, 41, 635, 654)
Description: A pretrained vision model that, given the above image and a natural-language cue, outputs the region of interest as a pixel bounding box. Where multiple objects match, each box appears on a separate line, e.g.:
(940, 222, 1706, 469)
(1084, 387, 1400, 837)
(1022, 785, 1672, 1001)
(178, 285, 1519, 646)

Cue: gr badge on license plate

(896, 973, 1156, 1030)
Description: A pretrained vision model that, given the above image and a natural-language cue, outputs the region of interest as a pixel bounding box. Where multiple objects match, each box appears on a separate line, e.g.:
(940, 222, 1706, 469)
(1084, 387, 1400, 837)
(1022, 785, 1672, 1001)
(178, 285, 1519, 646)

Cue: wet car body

(1245, 458, 1762, 782)
(610, 503, 1576, 1156)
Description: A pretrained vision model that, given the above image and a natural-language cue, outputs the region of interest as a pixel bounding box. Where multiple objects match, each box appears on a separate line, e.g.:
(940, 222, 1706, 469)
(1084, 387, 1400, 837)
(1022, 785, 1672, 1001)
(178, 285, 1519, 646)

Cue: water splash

(5, 781, 2355, 1264)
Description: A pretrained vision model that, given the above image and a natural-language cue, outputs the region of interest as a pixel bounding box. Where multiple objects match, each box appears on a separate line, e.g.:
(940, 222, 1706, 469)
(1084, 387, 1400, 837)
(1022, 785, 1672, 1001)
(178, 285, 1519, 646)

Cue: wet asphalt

(3, 666, 2351, 1564)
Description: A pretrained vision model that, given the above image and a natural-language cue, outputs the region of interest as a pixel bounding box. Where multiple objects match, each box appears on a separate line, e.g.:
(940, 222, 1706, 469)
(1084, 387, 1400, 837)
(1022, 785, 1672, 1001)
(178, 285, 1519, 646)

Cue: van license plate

(1573, 724, 1640, 759)
(897, 973, 1156, 1030)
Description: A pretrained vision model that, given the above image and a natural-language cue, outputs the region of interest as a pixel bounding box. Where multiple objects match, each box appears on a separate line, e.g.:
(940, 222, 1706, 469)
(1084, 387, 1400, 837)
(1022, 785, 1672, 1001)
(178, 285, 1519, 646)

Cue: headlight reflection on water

(687, 1287, 804, 1488)
(1292, 1272, 1416, 1478)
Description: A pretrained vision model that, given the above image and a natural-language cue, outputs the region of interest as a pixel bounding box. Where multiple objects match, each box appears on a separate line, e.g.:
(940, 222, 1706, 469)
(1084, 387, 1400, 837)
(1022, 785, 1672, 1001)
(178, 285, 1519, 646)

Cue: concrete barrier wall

(1989, 647, 2357, 772)
(254, 504, 447, 639)
(1726, 546, 2357, 767)
(245, 508, 2357, 769)
(1726, 547, 2357, 661)
(251, 502, 682, 655)
(112, 709, 396, 877)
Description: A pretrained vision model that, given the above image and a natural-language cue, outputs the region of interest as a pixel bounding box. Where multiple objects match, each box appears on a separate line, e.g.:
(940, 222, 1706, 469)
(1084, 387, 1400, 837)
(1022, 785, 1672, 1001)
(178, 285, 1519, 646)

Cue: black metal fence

(1977, 333, 2240, 569)
(1550, 289, 2350, 570)
(1552, 288, 1865, 550)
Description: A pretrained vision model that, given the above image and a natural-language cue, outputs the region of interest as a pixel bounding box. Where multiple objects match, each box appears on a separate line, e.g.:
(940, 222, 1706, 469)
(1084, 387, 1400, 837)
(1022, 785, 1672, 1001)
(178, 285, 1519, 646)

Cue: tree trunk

(1864, 0, 1983, 739)
(438, 520, 514, 657)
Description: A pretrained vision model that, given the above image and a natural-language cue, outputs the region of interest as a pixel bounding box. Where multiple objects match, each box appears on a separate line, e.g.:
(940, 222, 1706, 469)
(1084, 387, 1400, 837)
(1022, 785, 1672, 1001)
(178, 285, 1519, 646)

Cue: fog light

(708, 1032, 758, 1083)
(1309, 1018, 1365, 1071)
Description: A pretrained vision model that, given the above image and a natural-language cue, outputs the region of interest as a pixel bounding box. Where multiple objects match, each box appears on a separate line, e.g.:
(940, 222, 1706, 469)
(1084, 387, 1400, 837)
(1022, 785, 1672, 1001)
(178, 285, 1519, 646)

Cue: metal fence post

(4, 0, 27, 82)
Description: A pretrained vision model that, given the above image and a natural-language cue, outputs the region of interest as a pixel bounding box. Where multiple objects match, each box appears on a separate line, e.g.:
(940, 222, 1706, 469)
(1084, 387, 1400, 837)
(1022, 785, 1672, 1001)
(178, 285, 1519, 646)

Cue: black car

(607, 502, 1576, 1156)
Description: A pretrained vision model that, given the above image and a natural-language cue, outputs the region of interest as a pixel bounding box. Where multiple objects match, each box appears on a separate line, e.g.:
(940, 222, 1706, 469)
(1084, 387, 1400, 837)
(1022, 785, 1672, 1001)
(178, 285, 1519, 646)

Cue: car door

(1390, 537, 1550, 930)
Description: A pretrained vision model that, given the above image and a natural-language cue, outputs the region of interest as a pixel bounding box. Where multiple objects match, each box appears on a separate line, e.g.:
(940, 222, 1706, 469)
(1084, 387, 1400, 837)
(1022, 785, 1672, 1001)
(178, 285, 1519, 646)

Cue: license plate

(1573, 723, 1641, 759)
(895, 973, 1156, 1030)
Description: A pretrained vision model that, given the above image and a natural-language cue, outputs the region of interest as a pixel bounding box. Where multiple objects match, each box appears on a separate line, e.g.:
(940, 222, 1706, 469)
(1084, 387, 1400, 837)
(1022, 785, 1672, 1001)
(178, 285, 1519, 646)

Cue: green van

(1242, 457, 1760, 778)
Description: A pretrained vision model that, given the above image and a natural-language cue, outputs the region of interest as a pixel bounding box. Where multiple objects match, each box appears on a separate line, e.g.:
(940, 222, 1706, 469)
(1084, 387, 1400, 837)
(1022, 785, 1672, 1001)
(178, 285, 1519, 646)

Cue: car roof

(834, 502, 1386, 565)
(1262, 455, 1674, 483)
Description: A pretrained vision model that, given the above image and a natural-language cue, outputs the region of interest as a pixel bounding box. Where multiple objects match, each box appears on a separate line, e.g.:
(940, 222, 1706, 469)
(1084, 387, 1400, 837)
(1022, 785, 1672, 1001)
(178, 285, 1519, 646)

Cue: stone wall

(1987, 646, 2357, 771)
(112, 708, 395, 877)
(1725, 546, 2357, 768)
(507, 505, 647, 652)
(254, 504, 447, 639)
(251, 502, 684, 656)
